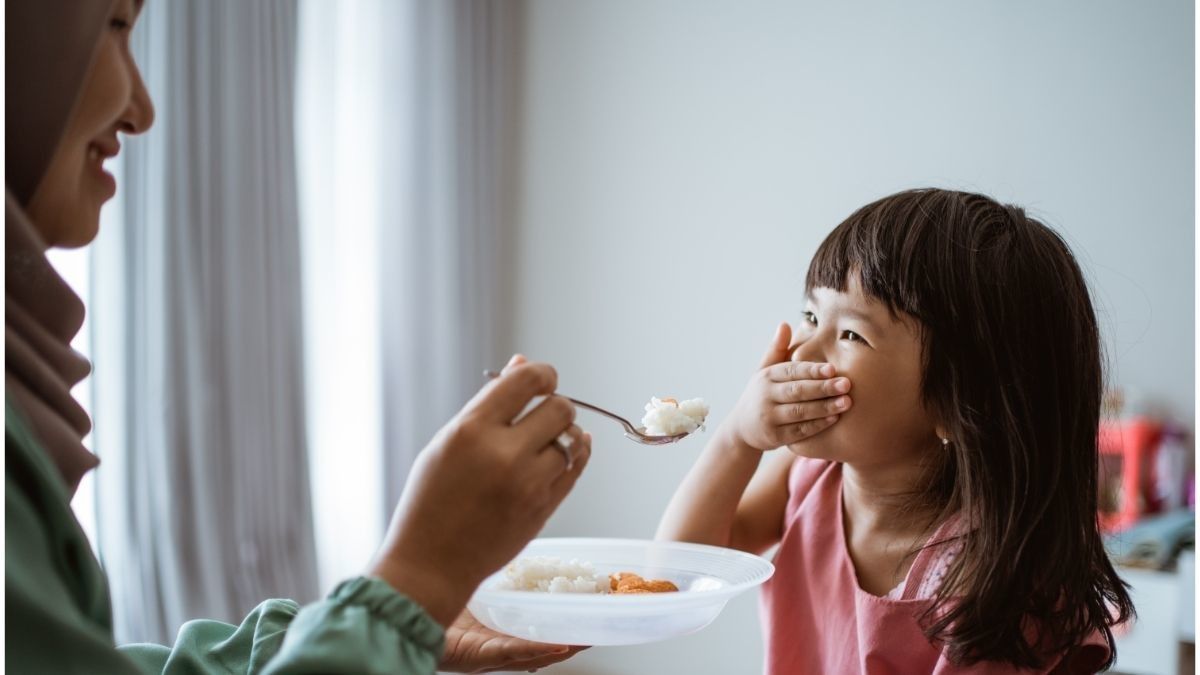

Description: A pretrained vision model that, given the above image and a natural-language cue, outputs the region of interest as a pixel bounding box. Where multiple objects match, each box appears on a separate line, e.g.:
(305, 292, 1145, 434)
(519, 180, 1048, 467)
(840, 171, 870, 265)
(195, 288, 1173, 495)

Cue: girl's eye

(840, 329, 867, 344)
(801, 311, 818, 326)
(110, 18, 132, 32)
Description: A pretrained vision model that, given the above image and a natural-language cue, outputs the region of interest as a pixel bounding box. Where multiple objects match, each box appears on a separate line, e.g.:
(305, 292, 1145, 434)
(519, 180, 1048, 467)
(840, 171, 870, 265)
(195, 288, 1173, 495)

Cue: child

(658, 189, 1134, 673)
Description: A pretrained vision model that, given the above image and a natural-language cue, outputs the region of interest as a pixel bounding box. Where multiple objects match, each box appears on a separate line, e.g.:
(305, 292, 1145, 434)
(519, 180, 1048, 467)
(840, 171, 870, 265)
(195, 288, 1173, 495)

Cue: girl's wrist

(715, 422, 765, 460)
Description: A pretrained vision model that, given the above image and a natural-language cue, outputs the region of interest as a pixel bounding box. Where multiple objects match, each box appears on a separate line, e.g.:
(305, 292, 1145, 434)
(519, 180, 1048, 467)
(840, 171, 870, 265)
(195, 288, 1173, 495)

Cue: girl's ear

(934, 425, 951, 444)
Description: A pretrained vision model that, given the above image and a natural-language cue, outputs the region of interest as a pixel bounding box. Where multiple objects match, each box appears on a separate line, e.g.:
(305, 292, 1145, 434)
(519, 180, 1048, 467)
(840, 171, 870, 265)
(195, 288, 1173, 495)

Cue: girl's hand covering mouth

(724, 322, 851, 452)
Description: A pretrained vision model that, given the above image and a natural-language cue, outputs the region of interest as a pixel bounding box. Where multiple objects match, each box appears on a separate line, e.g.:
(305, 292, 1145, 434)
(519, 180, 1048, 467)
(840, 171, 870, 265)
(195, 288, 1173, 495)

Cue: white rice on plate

(496, 556, 607, 594)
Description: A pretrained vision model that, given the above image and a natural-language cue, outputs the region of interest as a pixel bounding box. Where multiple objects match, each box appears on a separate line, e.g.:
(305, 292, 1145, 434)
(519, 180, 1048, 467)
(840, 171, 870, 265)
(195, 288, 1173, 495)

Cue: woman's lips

(87, 142, 118, 196)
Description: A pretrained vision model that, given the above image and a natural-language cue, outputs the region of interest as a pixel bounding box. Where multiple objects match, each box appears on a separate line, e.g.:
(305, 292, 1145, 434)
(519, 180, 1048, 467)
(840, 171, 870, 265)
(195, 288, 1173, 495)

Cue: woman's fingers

(769, 376, 850, 403)
(528, 426, 588, 486)
(548, 431, 591, 500)
(511, 395, 576, 449)
(500, 353, 528, 375)
(473, 361, 559, 423)
(478, 646, 588, 673)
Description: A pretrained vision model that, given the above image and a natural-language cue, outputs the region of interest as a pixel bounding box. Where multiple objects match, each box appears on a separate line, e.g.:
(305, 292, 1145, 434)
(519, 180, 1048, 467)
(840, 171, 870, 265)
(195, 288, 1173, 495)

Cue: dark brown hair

(805, 188, 1134, 669)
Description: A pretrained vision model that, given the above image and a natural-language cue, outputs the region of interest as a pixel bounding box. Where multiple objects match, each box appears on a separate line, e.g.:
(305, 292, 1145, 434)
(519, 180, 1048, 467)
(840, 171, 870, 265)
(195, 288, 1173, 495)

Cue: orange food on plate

(609, 572, 679, 594)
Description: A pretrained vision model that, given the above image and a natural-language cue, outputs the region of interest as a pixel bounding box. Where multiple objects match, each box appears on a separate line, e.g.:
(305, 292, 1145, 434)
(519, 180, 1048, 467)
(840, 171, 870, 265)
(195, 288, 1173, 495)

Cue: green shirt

(6, 403, 446, 674)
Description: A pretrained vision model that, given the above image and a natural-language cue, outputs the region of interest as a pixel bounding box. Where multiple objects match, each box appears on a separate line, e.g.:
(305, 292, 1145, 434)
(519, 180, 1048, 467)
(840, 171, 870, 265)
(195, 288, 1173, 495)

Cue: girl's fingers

(765, 360, 835, 383)
(770, 377, 851, 403)
(779, 415, 840, 443)
(758, 322, 794, 368)
(772, 396, 851, 424)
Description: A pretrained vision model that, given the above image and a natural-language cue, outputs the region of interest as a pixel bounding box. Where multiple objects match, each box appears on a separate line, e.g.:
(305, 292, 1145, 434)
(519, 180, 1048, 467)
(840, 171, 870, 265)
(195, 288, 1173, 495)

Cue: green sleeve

(119, 578, 445, 675)
(7, 402, 445, 674)
(260, 577, 446, 675)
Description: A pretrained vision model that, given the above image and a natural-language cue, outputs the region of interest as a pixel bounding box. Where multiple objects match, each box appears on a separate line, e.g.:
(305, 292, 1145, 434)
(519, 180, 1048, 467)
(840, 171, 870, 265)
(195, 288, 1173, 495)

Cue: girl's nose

(790, 335, 828, 364)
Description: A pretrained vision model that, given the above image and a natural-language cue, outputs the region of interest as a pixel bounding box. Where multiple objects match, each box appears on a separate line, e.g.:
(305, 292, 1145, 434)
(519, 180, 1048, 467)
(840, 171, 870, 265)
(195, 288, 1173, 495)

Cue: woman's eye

(110, 18, 132, 31)
(801, 311, 818, 326)
(840, 330, 866, 344)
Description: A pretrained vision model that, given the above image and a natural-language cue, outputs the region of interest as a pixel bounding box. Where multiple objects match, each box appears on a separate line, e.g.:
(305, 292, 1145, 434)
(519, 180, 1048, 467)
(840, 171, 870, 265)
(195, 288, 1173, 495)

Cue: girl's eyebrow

(840, 307, 884, 333)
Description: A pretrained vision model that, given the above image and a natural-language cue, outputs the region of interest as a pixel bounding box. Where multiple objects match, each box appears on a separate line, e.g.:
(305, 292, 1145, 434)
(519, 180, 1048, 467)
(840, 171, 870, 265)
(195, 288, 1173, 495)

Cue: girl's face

(26, 0, 153, 248)
(787, 275, 941, 469)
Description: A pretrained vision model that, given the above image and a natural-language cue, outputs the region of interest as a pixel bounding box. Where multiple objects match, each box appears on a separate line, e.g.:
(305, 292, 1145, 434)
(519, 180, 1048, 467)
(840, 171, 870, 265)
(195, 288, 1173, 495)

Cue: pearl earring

(940, 437, 951, 448)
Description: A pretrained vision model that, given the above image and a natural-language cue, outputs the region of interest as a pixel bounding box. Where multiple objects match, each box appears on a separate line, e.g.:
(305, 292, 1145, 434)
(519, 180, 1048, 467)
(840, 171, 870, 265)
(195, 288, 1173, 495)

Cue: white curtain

(376, 0, 517, 518)
(91, 0, 319, 643)
(296, 0, 517, 590)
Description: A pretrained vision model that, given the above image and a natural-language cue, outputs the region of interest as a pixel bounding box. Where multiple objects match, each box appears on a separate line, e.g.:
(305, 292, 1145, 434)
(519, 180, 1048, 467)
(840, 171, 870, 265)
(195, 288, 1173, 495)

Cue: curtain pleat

(378, 0, 517, 520)
(92, 0, 318, 644)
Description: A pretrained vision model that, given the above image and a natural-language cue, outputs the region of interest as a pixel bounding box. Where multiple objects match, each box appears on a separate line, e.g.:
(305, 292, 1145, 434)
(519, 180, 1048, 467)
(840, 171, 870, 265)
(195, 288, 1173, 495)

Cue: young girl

(658, 189, 1134, 674)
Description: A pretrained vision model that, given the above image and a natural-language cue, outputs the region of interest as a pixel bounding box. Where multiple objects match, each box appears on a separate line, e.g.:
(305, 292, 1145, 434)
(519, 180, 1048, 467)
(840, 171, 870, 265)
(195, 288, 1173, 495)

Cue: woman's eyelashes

(799, 311, 871, 347)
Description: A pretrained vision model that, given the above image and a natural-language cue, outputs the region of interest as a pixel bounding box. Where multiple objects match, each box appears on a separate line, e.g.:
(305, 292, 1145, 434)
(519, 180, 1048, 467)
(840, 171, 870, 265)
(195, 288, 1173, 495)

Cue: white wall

(510, 1, 1193, 673)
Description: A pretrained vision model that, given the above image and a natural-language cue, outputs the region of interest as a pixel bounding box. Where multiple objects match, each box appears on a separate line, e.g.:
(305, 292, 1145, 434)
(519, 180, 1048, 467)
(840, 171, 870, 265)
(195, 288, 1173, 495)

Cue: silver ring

(554, 432, 575, 471)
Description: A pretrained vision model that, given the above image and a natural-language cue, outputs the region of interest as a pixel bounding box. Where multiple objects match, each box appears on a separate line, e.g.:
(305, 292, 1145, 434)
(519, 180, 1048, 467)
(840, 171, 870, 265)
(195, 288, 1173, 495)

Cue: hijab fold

(6, 0, 116, 494)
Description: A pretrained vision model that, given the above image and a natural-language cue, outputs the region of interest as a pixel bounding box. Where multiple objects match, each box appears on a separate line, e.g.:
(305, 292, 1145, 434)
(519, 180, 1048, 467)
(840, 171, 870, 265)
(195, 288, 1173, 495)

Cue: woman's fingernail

(820, 364, 834, 377)
(826, 415, 839, 423)
(832, 378, 849, 393)
(833, 397, 848, 409)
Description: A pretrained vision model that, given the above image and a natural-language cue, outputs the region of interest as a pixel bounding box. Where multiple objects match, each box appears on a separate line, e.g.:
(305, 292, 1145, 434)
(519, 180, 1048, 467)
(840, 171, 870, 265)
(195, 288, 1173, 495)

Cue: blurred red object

(1098, 417, 1164, 533)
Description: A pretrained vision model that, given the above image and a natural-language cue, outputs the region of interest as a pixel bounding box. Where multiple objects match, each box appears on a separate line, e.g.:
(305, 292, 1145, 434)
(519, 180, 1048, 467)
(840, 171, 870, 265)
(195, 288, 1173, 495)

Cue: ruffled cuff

(262, 575, 446, 674)
(326, 576, 445, 655)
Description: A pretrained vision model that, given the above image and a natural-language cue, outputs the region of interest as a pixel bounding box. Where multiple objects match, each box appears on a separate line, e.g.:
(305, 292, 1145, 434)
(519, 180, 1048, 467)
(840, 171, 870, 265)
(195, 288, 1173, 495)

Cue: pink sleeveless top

(759, 459, 1110, 675)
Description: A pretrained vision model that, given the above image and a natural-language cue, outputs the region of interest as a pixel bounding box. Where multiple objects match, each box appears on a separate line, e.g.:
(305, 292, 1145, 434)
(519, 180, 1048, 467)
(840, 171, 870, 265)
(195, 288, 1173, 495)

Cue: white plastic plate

(467, 537, 775, 646)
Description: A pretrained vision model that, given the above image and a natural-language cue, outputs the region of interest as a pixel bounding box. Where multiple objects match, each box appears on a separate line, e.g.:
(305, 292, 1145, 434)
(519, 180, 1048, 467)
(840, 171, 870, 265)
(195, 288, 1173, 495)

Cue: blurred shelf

(1113, 549, 1194, 675)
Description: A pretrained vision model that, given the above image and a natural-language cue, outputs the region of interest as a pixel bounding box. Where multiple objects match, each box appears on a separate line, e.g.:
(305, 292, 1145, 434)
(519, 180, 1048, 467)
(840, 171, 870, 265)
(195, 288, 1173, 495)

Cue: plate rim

(471, 536, 776, 605)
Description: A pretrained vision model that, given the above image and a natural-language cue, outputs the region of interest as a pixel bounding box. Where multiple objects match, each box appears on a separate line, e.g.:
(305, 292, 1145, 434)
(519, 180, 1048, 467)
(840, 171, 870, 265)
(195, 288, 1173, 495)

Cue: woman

(5, 0, 591, 672)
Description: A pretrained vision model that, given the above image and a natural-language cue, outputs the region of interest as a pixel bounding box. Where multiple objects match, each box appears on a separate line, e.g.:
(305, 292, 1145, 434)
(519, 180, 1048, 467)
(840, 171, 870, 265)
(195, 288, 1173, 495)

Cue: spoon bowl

(627, 426, 691, 445)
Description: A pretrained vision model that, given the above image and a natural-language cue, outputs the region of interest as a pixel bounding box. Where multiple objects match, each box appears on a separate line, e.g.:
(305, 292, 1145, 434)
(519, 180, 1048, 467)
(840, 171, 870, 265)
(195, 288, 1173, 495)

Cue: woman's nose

(120, 61, 155, 135)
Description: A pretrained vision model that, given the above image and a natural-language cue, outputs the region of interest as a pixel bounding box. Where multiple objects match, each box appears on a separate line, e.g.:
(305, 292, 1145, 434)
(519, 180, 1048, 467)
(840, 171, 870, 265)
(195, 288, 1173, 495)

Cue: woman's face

(787, 276, 941, 470)
(27, 0, 153, 248)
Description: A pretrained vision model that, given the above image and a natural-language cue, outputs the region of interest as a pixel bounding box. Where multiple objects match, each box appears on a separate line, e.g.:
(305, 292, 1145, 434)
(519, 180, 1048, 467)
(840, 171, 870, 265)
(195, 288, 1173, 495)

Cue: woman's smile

(86, 139, 120, 196)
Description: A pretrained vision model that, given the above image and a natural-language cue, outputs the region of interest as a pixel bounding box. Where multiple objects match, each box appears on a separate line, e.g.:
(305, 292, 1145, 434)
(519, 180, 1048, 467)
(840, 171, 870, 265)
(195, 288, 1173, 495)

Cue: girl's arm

(656, 428, 795, 554)
(656, 323, 849, 554)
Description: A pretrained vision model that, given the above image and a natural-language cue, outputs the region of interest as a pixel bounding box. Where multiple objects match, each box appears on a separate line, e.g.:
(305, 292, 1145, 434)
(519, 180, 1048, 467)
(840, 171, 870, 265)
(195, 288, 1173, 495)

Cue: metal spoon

(483, 370, 694, 445)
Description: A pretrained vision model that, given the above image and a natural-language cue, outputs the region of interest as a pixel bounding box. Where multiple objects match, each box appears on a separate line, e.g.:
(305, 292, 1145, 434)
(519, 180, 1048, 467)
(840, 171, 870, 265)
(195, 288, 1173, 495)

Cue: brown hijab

(6, 0, 117, 494)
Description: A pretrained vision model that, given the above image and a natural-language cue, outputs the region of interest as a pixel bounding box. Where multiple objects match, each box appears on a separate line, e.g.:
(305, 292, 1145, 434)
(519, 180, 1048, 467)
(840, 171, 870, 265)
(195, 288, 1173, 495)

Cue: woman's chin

(54, 215, 101, 249)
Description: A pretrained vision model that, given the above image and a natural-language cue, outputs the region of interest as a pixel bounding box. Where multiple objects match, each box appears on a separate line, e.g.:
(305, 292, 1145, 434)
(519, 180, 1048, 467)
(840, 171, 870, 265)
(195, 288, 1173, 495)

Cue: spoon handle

(560, 396, 639, 435)
(481, 370, 639, 435)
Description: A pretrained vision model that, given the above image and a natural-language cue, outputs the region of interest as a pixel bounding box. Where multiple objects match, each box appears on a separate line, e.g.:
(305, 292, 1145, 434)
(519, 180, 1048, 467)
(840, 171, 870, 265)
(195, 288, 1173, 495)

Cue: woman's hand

(723, 323, 851, 452)
(439, 610, 588, 673)
(369, 355, 592, 627)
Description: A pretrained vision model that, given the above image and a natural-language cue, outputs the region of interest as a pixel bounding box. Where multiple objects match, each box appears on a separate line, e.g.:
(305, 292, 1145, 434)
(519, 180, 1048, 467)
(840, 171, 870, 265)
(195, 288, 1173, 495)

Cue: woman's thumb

(759, 322, 793, 368)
